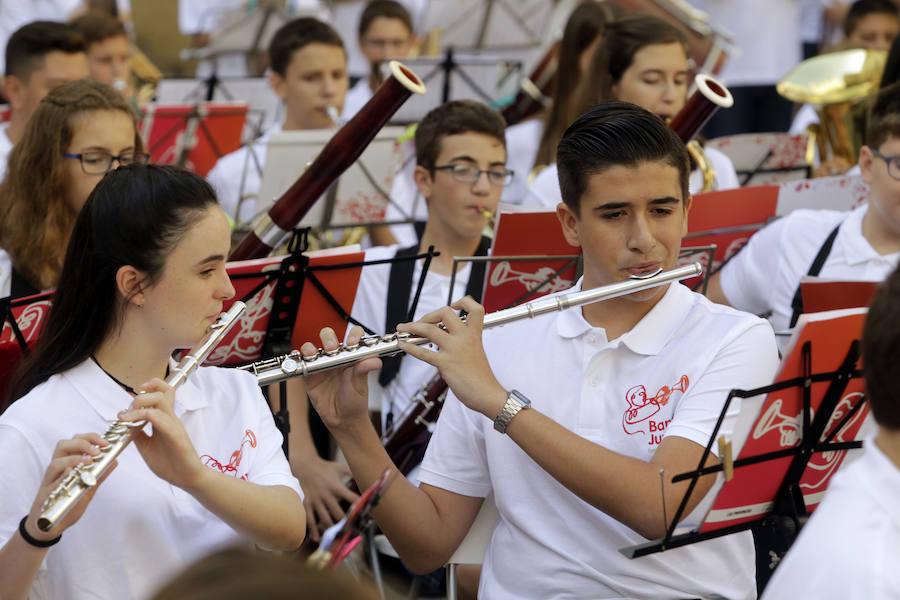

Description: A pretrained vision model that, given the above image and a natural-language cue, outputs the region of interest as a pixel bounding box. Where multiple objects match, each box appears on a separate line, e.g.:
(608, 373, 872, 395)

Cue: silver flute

(242, 263, 703, 386)
(37, 301, 247, 532)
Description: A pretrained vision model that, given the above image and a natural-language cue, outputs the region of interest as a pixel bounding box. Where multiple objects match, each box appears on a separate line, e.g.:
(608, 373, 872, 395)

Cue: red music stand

(140, 102, 248, 176)
(621, 309, 869, 592)
(0, 291, 54, 406)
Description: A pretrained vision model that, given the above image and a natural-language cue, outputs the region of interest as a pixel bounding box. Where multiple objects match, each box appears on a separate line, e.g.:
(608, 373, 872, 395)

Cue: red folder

(483, 209, 580, 312)
(700, 309, 869, 533)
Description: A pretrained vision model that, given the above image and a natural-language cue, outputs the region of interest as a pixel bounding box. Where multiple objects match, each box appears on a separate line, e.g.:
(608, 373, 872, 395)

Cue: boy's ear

(413, 165, 433, 201)
(268, 71, 286, 102)
(859, 145, 875, 184)
(556, 201, 582, 248)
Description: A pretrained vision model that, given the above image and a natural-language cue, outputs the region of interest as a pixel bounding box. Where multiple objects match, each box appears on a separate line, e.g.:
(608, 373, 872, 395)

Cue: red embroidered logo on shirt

(622, 375, 689, 439)
(200, 429, 257, 480)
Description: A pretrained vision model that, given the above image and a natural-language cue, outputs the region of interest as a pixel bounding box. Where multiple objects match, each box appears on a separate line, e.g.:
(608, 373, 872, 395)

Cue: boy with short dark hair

(306, 102, 778, 598)
(710, 82, 900, 346)
(1, 21, 88, 177)
(70, 12, 131, 94)
(207, 17, 348, 223)
(342, 0, 416, 120)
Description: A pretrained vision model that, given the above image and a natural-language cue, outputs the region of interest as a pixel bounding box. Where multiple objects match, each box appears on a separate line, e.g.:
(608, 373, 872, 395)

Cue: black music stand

(620, 337, 867, 594)
(244, 228, 439, 457)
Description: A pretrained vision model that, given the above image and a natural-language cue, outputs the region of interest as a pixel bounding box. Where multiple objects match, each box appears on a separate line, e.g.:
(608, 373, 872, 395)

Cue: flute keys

(280, 356, 300, 375)
(79, 469, 97, 487)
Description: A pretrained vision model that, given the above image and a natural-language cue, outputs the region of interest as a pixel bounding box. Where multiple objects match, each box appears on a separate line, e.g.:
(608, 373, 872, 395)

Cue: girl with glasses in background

(0, 78, 146, 298)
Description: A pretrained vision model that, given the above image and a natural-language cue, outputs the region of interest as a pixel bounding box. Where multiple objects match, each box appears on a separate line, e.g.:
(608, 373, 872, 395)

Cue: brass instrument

(240, 263, 703, 385)
(37, 302, 247, 532)
(777, 48, 886, 167)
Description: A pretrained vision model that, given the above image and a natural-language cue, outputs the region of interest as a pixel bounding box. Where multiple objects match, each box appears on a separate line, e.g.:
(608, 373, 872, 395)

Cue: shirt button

(586, 333, 597, 344)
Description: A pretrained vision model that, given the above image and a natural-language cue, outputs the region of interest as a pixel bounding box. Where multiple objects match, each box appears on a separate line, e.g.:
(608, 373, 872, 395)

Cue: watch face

(509, 390, 531, 407)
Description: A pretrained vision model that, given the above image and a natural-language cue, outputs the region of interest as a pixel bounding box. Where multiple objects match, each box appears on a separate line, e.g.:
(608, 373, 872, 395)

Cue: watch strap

(493, 389, 531, 434)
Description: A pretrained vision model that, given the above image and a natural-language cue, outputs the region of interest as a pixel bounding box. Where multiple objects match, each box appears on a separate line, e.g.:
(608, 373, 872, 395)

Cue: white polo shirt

(502, 117, 543, 205)
(348, 244, 472, 430)
(0, 248, 11, 298)
(0, 359, 302, 600)
(524, 149, 740, 209)
(341, 78, 373, 122)
(0, 122, 13, 181)
(762, 437, 900, 600)
(719, 205, 899, 338)
(419, 280, 778, 599)
(206, 123, 282, 225)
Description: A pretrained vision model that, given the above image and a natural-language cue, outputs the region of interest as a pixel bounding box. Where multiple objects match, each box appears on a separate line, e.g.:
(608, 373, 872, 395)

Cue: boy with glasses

(342, 0, 417, 121)
(709, 82, 900, 345)
(295, 100, 510, 544)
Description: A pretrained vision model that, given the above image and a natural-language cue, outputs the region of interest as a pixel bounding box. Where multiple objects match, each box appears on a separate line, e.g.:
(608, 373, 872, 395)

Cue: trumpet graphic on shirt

(622, 374, 689, 435)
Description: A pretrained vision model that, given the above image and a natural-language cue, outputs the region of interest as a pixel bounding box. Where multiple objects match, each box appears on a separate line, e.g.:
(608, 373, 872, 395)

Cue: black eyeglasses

(433, 163, 514, 187)
(63, 150, 149, 174)
(871, 149, 900, 180)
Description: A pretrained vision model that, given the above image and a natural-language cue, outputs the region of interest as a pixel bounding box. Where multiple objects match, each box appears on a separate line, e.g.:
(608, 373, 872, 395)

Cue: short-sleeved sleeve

(719, 216, 791, 315)
(417, 392, 492, 498)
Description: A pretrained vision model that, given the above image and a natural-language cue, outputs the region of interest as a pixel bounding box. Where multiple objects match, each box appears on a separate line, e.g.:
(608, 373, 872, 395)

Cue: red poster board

(0, 292, 54, 403)
(140, 102, 248, 176)
(700, 308, 869, 533)
(800, 277, 880, 315)
(684, 184, 779, 276)
(206, 248, 365, 366)
(483, 209, 580, 312)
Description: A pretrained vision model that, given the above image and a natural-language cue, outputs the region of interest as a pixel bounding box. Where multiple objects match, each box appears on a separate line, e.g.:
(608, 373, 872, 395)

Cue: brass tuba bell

(777, 48, 886, 167)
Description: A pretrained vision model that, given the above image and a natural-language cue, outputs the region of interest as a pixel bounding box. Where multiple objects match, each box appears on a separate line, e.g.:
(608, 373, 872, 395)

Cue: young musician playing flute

(306, 102, 779, 598)
(0, 165, 305, 600)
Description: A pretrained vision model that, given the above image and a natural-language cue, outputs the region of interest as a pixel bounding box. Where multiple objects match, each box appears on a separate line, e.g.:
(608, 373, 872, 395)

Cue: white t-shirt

(762, 437, 900, 600)
(419, 281, 778, 599)
(789, 103, 819, 135)
(348, 244, 472, 428)
(0, 359, 302, 600)
(524, 148, 740, 209)
(719, 204, 899, 338)
(0, 248, 11, 299)
(206, 123, 282, 224)
(0, 121, 13, 182)
(502, 117, 543, 205)
(341, 78, 373, 122)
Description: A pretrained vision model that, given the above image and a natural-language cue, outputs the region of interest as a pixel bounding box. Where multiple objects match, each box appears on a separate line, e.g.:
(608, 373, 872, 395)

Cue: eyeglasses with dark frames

(433, 163, 514, 187)
(871, 149, 900, 181)
(63, 150, 149, 175)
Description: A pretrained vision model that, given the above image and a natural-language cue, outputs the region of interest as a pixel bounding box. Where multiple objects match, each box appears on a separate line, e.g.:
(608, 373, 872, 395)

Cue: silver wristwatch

(493, 389, 531, 434)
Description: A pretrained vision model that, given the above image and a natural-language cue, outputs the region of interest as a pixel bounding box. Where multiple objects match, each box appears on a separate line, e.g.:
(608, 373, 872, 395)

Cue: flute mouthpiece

(326, 106, 340, 126)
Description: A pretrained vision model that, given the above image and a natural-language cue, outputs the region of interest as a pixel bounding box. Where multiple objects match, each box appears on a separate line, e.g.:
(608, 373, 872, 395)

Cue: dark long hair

(9, 164, 218, 404)
(535, 1, 620, 167)
(572, 15, 688, 125)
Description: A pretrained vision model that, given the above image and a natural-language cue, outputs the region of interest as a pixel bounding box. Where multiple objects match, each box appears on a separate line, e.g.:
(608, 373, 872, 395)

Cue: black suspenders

(378, 238, 490, 387)
(787, 223, 842, 328)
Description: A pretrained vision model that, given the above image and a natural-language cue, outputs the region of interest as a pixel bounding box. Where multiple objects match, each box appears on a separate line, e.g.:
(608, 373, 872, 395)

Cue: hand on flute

(25, 433, 117, 540)
(118, 379, 205, 490)
(303, 326, 382, 431)
(396, 296, 507, 419)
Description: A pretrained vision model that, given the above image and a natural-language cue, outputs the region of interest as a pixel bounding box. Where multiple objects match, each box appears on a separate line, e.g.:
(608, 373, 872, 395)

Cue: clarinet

(37, 302, 247, 533)
(230, 60, 426, 260)
(382, 374, 448, 477)
(240, 263, 702, 385)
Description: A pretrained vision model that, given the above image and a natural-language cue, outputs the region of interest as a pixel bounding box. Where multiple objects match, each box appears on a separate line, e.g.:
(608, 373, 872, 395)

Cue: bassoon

(230, 60, 426, 260)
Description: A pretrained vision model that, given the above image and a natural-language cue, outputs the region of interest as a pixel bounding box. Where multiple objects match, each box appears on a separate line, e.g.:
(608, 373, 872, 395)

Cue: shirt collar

(835, 204, 894, 267)
(64, 357, 208, 422)
(556, 278, 692, 355)
(862, 436, 900, 526)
